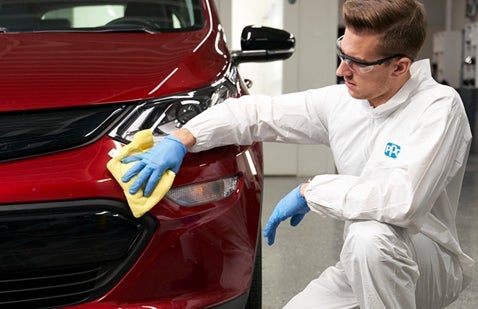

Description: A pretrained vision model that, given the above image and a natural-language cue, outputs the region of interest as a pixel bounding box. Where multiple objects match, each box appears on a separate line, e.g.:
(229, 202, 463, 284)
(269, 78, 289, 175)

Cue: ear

(391, 57, 412, 77)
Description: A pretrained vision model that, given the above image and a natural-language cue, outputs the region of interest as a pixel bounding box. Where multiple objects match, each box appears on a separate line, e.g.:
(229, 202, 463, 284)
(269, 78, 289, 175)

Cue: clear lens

(353, 62, 375, 73)
(109, 81, 236, 143)
(167, 176, 239, 206)
(339, 56, 374, 73)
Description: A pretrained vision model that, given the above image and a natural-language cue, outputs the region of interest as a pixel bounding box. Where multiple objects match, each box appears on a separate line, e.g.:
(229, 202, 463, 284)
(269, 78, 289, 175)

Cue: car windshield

(0, 0, 204, 33)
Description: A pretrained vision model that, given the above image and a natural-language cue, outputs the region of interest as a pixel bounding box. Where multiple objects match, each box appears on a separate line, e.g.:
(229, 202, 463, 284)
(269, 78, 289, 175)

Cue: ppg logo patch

(384, 142, 401, 159)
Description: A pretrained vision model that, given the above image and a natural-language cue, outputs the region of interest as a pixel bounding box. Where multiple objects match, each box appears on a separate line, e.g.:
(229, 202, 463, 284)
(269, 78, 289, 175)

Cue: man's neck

(369, 71, 411, 108)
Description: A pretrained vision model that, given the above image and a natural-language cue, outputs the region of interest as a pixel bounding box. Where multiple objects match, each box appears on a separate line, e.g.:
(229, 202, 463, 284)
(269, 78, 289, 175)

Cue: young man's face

(336, 29, 409, 108)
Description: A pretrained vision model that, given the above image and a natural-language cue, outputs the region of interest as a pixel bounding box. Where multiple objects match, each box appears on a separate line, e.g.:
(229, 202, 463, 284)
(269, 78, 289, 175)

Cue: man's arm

(304, 95, 471, 231)
(172, 128, 196, 149)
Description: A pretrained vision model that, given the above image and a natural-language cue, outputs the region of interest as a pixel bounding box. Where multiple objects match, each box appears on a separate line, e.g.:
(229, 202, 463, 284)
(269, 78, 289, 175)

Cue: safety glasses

(336, 35, 412, 73)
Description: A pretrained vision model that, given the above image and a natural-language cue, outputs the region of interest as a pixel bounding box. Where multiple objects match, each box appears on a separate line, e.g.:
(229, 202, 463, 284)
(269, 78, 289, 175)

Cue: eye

(354, 61, 369, 68)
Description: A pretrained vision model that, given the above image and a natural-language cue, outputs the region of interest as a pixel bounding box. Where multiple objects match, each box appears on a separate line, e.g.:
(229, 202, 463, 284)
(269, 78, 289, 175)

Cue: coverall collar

(368, 59, 431, 118)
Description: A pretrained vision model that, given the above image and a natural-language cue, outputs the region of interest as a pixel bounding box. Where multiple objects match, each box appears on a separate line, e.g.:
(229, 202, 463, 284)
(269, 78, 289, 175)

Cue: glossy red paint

(58, 144, 262, 309)
(92, 146, 263, 308)
(0, 7, 228, 111)
(0, 0, 264, 307)
(0, 140, 263, 308)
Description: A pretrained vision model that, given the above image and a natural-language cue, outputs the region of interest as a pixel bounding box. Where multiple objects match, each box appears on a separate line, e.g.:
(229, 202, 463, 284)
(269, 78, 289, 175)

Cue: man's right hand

(121, 135, 187, 197)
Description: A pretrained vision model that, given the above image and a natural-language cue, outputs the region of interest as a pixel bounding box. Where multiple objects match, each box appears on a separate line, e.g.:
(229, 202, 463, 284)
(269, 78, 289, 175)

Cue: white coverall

(184, 59, 474, 308)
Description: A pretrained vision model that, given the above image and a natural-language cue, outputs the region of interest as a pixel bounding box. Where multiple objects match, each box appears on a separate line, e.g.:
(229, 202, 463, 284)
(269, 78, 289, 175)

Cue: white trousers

(284, 220, 464, 309)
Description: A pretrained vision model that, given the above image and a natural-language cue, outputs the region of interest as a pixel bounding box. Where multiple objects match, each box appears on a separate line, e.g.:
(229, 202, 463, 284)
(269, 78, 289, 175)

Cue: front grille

(0, 104, 128, 162)
(0, 200, 156, 308)
(1, 265, 104, 307)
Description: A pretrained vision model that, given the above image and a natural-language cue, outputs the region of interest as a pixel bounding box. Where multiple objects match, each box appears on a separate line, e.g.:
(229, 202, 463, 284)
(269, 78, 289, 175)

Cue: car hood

(0, 29, 229, 112)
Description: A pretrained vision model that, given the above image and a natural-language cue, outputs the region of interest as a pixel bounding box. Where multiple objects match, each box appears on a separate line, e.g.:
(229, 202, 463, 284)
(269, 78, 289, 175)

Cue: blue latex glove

(121, 135, 187, 197)
(263, 184, 310, 246)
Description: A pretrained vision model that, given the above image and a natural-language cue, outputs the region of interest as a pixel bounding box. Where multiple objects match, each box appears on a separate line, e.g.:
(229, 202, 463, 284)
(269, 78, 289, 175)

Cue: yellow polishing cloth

(107, 129, 175, 218)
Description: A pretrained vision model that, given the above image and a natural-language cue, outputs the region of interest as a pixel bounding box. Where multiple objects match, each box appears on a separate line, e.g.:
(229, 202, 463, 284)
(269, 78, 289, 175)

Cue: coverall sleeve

(304, 92, 471, 231)
(184, 89, 334, 152)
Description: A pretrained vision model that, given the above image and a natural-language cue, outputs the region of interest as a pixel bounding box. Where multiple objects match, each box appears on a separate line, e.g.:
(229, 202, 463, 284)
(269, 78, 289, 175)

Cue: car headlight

(108, 76, 240, 207)
(166, 175, 239, 207)
(109, 79, 237, 143)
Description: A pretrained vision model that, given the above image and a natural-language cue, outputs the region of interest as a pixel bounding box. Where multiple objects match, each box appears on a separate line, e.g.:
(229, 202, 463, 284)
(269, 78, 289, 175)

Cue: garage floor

(261, 152, 478, 308)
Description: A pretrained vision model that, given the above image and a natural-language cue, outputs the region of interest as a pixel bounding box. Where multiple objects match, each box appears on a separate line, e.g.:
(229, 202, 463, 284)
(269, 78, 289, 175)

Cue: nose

(336, 59, 351, 77)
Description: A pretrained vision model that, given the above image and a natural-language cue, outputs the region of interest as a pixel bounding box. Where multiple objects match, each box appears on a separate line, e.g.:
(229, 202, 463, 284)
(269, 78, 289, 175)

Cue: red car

(0, 1, 294, 308)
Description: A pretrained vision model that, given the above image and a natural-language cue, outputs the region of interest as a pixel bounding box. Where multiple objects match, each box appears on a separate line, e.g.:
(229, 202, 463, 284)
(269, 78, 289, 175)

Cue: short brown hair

(342, 0, 427, 59)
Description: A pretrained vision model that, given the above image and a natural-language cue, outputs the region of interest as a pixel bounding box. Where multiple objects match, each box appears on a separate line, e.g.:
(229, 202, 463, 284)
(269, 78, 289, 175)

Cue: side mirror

(231, 25, 296, 64)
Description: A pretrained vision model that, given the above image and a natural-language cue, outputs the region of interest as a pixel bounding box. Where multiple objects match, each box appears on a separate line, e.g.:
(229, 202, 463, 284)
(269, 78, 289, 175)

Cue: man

(121, 0, 474, 307)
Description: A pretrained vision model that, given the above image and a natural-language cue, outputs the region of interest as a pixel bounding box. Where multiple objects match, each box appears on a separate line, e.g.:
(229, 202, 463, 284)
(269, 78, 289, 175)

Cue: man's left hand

(263, 184, 310, 246)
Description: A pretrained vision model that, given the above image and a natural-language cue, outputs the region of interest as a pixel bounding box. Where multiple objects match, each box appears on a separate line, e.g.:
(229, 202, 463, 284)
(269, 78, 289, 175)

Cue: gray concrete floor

(261, 152, 478, 308)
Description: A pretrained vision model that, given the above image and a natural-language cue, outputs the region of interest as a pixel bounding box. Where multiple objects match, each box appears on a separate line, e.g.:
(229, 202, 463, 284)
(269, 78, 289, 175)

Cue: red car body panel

(0, 6, 227, 111)
(0, 0, 263, 308)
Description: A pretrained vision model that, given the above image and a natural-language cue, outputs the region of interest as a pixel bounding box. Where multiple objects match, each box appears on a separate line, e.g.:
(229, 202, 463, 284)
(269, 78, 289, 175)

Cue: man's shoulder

(308, 83, 352, 101)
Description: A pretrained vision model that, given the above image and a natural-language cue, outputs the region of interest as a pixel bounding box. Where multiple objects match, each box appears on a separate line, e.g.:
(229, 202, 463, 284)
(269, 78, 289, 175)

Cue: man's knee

(340, 220, 416, 269)
(339, 221, 419, 308)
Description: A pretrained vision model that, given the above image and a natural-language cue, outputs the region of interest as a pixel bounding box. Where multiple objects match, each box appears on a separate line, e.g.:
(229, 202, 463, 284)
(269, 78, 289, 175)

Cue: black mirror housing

(231, 25, 296, 64)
